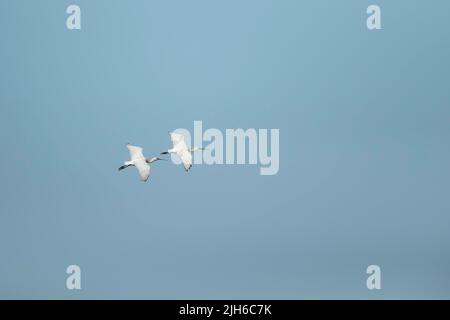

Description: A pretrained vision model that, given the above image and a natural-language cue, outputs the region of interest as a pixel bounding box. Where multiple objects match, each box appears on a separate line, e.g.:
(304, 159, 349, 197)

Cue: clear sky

(0, 0, 449, 299)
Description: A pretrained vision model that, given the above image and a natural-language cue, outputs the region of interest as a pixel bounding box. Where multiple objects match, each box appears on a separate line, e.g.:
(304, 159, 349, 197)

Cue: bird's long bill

(160, 151, 169, 155)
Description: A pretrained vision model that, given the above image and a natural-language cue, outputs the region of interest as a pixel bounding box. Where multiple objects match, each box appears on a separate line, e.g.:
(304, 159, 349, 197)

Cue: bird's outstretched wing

(127, 144, 145, 161)
(170, 133, 184, 146)
(169, 133, 192, 171)
(170, 133, 191, 152)
(134, 158, 150, 182)
(179, 150, 193, 171)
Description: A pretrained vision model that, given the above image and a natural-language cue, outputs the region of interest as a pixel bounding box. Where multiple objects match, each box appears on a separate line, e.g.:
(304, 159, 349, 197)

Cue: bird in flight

(119, 144, 165, 182)
(161, 132, 205, 172)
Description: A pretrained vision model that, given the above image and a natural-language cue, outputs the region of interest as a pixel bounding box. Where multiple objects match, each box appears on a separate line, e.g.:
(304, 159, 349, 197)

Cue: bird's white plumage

(124, 144, 150, 181)
(169, 133, 193, 171)
(134, 158, 150, 181)
(170, 132, 184, 145)
(127, 144, 145, 160)
(180, 150, 193, 171)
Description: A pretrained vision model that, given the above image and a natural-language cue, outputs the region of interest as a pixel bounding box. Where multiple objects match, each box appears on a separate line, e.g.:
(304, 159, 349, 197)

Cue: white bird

(119, 144, 164, 182)
(161, 132, 205, 172)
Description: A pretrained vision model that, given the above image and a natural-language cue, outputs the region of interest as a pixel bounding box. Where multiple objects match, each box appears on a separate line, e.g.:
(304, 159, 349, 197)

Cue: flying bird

(119, 144, 164, 182)
(161, 132, 205, 171)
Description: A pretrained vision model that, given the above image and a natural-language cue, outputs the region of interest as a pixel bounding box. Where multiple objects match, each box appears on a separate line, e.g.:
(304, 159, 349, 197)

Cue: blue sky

(0, 0, 449, 299)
